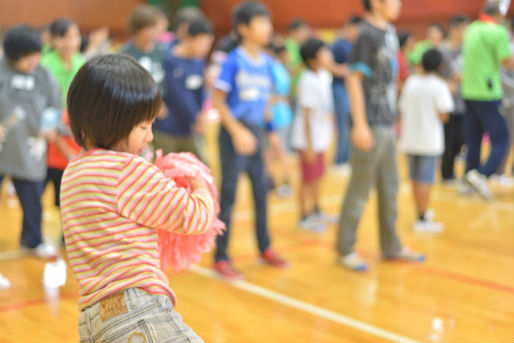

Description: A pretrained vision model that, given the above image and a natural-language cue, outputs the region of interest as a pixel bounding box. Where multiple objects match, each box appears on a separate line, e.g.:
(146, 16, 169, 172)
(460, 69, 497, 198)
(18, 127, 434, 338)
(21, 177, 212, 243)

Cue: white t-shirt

(399, 74, 454, 155)
(291, 69, 334, 152)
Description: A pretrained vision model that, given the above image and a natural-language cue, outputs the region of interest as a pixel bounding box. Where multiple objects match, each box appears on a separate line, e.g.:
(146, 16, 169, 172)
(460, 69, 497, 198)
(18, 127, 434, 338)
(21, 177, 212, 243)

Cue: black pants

(45, 168, 64, 207)
(215, 126, 271, 262)
(441, 114, 465, 180)
(0, 175, 44, 248)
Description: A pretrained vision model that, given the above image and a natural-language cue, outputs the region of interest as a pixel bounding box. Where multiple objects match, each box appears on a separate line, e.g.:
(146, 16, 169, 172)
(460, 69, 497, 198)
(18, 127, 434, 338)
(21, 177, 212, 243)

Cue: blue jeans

(332, 83, 351, 164)
(215, 125, 271, 262)
(79, 288, 203, 343)
(408, 155, 438, 184)
(464, 100, 509, 177)
(0, 176, 44, 248)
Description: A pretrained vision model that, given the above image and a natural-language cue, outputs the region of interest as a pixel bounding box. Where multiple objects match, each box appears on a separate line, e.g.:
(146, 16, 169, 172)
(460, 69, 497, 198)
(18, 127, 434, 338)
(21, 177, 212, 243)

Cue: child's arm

(346, 71, 373, 151)
(116, 157, 215, 235)
(439, 112, 449, 123)
(212, 89, 257, 155)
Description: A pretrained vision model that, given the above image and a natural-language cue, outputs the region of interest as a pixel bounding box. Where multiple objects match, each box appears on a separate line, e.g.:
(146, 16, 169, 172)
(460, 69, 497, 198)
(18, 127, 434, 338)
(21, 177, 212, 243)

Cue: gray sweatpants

(336, 127, 403, 257)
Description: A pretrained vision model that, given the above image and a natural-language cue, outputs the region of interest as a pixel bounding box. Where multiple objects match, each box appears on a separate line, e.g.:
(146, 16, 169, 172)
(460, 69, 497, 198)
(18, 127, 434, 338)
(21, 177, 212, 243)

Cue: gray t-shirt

(120, 42, 167, 91)
(0, 57, 62, 181)
(349, 20, 398, 126)
(440, 42, 466, 114)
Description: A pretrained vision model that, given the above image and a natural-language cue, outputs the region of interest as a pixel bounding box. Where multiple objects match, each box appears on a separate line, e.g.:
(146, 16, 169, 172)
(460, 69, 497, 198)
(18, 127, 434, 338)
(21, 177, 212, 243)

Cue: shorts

(78, 288, 203, 343)
(300, 151, 325, 183)
(408, 154, 438, 184)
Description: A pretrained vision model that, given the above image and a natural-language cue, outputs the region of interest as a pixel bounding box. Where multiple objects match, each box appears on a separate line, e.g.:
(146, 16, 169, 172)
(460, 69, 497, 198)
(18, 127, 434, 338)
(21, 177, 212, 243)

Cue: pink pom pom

(152, 150, 225, 272)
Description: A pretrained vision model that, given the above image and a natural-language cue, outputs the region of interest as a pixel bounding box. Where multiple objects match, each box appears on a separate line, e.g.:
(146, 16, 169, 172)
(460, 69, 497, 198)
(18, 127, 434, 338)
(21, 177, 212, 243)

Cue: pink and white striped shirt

(60, 149, 214, 310)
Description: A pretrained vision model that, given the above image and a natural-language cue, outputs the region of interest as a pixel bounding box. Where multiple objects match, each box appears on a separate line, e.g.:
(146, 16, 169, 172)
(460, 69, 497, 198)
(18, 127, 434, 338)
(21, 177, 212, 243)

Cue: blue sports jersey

(214, 47, 274, 125)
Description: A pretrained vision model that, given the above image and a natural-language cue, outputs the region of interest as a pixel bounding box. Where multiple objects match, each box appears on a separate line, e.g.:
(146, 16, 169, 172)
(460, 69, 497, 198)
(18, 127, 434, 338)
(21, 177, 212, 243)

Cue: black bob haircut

(50, 17, 77, 37)
(233, 1, 270, 28)
(300, 38, 326, 69)
(3, 24, 42, 62)
(422, 48, 443, 73)
(362, 0, 372, 12)
(448, 14, 469, 27)
(186, 18, 214, 37)
(67, 54, 162, 149)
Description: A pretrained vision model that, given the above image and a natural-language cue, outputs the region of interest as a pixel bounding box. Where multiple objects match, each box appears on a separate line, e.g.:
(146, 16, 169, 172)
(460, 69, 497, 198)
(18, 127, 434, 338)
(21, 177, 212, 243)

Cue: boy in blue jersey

(153, 18, 214, 161)
(212, 1, 289, 280)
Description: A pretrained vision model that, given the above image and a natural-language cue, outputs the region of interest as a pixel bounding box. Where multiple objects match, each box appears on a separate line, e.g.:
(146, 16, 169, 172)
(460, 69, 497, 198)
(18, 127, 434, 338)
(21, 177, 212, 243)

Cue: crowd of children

(0, 0, 513, 339)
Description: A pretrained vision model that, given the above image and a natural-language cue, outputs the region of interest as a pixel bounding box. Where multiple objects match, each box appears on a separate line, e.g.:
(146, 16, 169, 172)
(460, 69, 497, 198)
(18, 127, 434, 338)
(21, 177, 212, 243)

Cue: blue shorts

(408, 155, 438, 184)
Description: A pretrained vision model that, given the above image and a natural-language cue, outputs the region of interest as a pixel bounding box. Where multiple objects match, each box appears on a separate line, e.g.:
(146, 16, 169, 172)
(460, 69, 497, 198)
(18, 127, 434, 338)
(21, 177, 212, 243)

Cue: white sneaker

(332, 163, 351, 177)
(339, 253, 368, 271)
(299, 214, 326, 232)
(23, 243, 58, 259)
(464, 170, 493, 201)
(384, 247, 425, 262)
(0, 273, 11, 289)
(276, 184, 292, 197)
(313, 211, 338, 224)
(414, 220, 444, 233)
(489, 174, 514, 188)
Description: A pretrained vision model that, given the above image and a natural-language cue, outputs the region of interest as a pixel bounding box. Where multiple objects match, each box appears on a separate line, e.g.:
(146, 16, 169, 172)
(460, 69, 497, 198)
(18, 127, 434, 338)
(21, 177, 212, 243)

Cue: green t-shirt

(41, 50, 85, 105)
(462, 20, 512, 100)
(408, 40, 433, 66)
(285, 38, 303, 97)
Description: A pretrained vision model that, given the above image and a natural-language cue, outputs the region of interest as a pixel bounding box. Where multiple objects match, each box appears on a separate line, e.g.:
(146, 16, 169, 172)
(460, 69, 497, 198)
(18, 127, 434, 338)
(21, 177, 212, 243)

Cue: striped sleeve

(116, 156, 215, 235)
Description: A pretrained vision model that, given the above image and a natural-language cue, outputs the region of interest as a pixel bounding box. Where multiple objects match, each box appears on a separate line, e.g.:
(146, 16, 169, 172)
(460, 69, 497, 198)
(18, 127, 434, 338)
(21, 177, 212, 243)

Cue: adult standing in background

(461, 0, 514, 200)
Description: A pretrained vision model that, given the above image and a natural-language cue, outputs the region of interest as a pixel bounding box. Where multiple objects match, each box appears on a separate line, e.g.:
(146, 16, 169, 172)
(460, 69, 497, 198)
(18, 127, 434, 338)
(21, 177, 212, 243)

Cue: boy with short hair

(0, 25, 62, 258)
(121, 5, 167, 89)
(291, 38, 335, 232)
(399, 49, 454, 232)
(212, 1, 289, 280)
(153, 18, 214, 161)
(336, 0, 425, 272)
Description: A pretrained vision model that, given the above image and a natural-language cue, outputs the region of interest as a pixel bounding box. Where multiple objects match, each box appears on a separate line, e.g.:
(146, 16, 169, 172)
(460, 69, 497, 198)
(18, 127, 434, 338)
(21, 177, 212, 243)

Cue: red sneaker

(261, 249, 290, 268)
(213, 261, 244, 280)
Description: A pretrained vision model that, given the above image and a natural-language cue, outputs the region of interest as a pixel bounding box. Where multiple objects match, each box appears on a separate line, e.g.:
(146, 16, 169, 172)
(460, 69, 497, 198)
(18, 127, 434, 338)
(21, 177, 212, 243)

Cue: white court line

(190, 265, 424, 343)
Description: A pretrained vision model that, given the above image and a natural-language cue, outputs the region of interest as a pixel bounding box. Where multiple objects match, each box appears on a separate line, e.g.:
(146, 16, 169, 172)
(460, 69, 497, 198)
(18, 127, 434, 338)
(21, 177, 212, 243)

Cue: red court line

(266, 230, 514, 295)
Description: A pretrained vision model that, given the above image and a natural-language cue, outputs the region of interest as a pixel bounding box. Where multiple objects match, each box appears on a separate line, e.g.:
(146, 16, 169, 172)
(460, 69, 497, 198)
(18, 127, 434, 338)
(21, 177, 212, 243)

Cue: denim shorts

(79, 288, 204, 343)
(408, 155, 438, 184)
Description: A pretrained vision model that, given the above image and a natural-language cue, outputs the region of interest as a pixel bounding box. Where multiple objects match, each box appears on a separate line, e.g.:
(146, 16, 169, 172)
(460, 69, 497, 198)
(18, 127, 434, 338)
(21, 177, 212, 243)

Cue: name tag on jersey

(240, 87, 260, 101)
(185, 75, 203, 90)
(11, 75, 35, 91)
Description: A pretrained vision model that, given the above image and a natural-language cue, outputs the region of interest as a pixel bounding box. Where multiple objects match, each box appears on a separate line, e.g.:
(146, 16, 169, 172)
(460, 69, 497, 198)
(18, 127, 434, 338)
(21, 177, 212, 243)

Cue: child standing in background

(336, 0, 425, 271)
(41, 17, 84, 211)
(62, 54, 214, 343)
(399, 49, 454, 232)
(212, 1, 289, 280)
(291, 38, 335, 232)
(0, 25, 62, 258)
(153, 18, 214, 161)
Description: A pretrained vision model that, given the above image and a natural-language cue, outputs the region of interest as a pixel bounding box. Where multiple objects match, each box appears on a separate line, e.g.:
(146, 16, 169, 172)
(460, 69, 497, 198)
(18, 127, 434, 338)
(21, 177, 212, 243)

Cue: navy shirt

(214, 47, 274, 125)
(331, 38, 353, 86)
(154, 50, 206, 136)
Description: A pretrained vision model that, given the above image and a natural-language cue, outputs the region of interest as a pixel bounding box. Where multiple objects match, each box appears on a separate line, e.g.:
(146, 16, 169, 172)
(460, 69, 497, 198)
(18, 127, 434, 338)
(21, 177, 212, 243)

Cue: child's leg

(47, 168, 64, 207)
(414, 156, 437, 219)
(12, 178, 44, 248)
(247, 134, 271, 254)
(215, 128, 246, 262)
(375, 129, 402, 257)
(413, 182, 431, 218)
(336, 134, 379, 256)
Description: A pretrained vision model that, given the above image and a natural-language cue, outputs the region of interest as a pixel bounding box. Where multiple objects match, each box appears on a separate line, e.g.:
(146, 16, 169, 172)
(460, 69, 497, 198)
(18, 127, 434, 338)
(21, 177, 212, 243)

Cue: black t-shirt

(349, 20, 399, 126)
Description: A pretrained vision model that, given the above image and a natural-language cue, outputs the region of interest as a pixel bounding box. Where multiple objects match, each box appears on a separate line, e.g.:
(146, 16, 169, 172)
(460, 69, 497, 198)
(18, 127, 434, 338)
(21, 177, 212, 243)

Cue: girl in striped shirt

(61, 54, 214, 343)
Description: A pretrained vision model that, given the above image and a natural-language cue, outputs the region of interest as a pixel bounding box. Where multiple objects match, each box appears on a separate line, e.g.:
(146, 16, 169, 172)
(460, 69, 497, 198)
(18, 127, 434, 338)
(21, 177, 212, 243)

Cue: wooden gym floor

(0, 125, 513, 343)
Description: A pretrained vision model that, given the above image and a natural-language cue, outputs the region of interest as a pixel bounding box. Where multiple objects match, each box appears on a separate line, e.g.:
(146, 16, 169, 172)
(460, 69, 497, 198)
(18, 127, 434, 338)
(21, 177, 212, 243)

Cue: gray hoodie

(0, 57, 62, 181)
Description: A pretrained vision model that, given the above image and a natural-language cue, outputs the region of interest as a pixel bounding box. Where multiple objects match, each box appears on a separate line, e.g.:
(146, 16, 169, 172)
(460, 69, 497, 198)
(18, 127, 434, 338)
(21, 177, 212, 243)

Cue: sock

(418, 213, 426, 221)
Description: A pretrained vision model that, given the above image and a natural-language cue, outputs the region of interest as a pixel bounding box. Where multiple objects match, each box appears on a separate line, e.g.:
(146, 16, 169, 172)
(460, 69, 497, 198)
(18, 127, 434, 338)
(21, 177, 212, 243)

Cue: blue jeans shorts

(408, 155, 438, 184)
(79, 288, 203, 343)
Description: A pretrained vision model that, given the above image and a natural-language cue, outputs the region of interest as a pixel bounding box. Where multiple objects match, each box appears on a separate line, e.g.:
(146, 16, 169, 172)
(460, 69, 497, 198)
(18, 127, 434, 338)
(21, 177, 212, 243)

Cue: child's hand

(232, 126, 257, 155)
(43, 129, 58, 143)
(186, 176, 208, 192)
(351, 124, 374, 151)
(305, 148, 316, 163)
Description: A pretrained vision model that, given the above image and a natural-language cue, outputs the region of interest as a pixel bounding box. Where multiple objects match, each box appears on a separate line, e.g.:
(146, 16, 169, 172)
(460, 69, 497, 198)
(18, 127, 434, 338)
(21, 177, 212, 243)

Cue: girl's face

(114, 119, 154, 155)
(53, 24, 81, 61)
